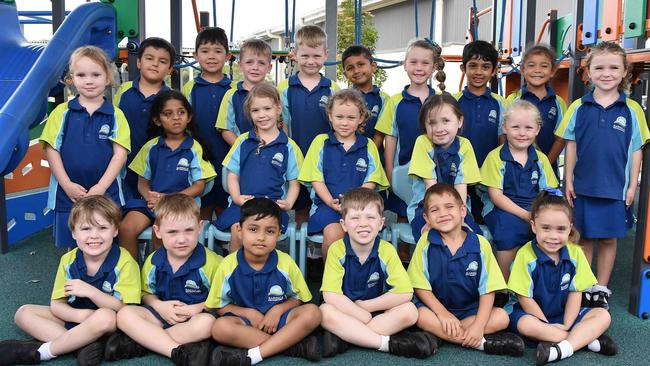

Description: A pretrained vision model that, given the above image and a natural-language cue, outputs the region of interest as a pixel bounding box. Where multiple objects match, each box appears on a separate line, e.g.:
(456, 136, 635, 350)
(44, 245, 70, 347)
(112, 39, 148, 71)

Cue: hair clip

(544, 187, 563, 197)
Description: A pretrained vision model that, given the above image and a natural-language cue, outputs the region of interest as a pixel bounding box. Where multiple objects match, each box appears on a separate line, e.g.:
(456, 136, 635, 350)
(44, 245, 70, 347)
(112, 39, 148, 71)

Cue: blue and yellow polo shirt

(51, 244, 141, 309)
(223, 130, 303, 201)
(555, 91, 649, 200)
(40, 97, 131, 210)
(453, 87, 505, 166)
(408, 228, 506, 317)
(321, 236, 413, 301)
(506, 85, 567, 157)
(508, 240, 597, 320)
(129, 135, 216, 203)
(298, 132, 389, 214)
(357, 85, 390, 140)
(182, 75, 233, 166)
(407, 135, 481, 222)
(278, 73, 339, 154)
(480, 143, 558, 217)
(206, 249, 311, 313)
(214, 81, 254, 137)
(114, 78, 169, 164)
(142, 244, 222, 304)
(375, 85, 436, 166)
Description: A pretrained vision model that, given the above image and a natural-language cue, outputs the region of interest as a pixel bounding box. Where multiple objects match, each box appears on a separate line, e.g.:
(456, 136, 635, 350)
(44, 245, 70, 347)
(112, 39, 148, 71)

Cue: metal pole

(128, 0, 145, 81)
(170, 0, 182, 89)
(324, 0, 337, 80)
(567, 0, 585, 103)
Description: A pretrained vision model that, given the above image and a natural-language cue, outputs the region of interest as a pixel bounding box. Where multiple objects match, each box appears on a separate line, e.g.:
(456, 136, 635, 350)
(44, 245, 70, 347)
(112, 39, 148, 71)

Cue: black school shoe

(0, 339, 42, 366)
(103, 330, 148, 361)
(536, 342, 562, 365)
(595, 334, 618, 356)
(581, 291, 593, 308)
(417, 330, 440, 355)
(484, 332, 525, 357)
(210, 346, 251, 366)
(283, 334, 321, 362)
(171, 339, 216, 366)
(591, 290, 610, 310)
(321, 330, 350, 358)
(76, 336, 108, 366)
(388, 331, 433, 359)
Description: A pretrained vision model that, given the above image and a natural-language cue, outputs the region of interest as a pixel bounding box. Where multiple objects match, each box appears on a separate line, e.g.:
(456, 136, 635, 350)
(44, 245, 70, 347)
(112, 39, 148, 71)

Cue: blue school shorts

(143, 304, 219, 329)
(307, 204, 340, 234)
(508, 304, 592, 346)
(573, 195, 633, 239)
(222, 308, 294, 331)
(484, 207, 533, 251)
(54, 211, 75, 248)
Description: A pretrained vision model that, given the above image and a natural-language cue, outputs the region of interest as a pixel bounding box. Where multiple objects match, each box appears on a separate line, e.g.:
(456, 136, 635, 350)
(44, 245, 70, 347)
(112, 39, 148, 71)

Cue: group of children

(0, 19, 646, 366)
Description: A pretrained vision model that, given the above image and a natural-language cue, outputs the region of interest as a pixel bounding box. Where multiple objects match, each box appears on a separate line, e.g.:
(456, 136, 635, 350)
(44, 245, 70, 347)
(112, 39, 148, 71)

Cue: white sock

(548, 340, 574, 361)
(247, 347, 262, 365)
(37, 342, 55, 361)
(378, 335, 390, 352)
(587, 339, 601, 352)
(475, 338, 486, 351)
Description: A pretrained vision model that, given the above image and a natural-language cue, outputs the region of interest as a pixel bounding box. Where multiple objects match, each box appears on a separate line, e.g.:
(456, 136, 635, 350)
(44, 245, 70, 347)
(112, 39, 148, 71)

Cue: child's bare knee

(14, 304, 35, 325)
(211, 318, 236, 342)
(89, 308, 117, 333)
(490, 308, 510, 329)
(395, 302, 418, 325)
(319, 304, 341, 328)
(590, 308, 611, 326)
(300, 304, 322, 326)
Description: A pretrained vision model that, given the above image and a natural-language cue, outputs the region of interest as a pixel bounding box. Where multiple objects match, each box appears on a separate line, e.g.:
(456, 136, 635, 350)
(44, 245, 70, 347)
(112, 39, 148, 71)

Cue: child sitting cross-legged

(408, 183, 525, 357)
(320, 187, 436, 359)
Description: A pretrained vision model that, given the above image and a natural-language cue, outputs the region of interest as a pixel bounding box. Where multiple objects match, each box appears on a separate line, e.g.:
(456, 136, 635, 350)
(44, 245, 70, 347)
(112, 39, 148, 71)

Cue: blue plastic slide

(0, 2, 116, 176)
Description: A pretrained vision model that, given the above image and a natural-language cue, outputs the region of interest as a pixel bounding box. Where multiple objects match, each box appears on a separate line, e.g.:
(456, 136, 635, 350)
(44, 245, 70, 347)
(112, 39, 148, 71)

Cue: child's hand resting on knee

(438, 310, 462, 338)
(461, 321, 484, 348)
(258, 305, 283, 334)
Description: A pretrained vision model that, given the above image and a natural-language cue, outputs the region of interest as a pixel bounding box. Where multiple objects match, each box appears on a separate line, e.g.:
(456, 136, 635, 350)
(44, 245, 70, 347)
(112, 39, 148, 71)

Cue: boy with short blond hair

(278, 25, 339, 221)
(105, 193, 223, 366)
(319, 188, 435, 359)
(207, 198, 321, 365)
(0, 196, 140, 366)
(216, 38, 273, 145)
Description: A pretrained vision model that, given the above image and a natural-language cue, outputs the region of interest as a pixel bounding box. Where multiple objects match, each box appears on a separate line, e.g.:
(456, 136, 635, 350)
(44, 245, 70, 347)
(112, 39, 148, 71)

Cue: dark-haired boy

(341, 45, 389, 147)
(115, 37, 175, 199)
(206, 198, 321, 365)
(182, 27, 233, 220)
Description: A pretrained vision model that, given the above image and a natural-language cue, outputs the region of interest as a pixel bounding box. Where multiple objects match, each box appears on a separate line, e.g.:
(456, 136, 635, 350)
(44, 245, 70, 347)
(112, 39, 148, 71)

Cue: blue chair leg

(299, 223, 308, 276)
(390, 223, 400, 249)
(287, 222, 297, 264)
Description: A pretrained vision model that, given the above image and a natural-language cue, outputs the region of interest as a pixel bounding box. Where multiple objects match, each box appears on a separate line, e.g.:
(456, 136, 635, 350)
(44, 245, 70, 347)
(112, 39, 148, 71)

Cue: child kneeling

(206, 198, 321, 365)
(320, 188, 435, 359)
(0, 196, 140, 366)
(105, 193, 223, 366)
(408, 184, 524, 356)
(507, 190, 617, 365)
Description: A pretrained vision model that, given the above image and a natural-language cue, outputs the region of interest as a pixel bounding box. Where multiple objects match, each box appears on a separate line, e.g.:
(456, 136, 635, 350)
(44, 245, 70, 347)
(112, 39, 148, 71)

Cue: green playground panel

(555, 14, 572, 57)
(624, 0, 647, 38)
(100, 0, 139, 43)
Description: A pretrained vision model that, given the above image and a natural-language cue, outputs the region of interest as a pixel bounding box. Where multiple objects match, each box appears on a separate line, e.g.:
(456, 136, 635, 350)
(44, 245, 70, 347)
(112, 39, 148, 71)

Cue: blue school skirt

(215, 203, 289, 233)
(484, 207, 533, 251)
(54, 211, 75, 248)
(307, 204, 341, 234)
(573, 195, 633, 239)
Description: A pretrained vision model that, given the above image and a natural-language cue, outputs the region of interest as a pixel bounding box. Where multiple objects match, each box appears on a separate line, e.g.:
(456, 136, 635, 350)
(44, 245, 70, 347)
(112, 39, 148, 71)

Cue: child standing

(507, 45, 567, 173)
(105, 194, 223, 366)
(0, 196, 140, 366)
(481, 100, 558, 279)
(114, 37, 175, 198)
(408, 184, 524, 357)
(556, 42, 649, 308)
(299, 89, 389, 259)
(507, 191, 617, 365)
(216, 39, 273, 144)
(40, 46, 131, 248)
(207, 198, 322, 365)
(215, 83, 303, 252)
(278, 25, 339, 223)
(320, 188, 434, 359)
(119, 91, 216, 261)
(341, 45, 390, 147)
(182, 27, 233, 220)
(408, 94, 481, 242)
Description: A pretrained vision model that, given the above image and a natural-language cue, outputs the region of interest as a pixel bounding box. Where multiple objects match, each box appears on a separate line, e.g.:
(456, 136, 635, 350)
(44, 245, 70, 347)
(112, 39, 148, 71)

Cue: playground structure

(0, 0, 649, 319)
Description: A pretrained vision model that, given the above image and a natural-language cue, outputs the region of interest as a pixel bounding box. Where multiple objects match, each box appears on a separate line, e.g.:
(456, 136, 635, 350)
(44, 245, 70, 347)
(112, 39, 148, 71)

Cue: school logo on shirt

(319, 95, 329, 110)
(560, 273, 571, 291)
(371, 105, 380, 118)
(102, 280, 113, 293)
(268, 285, 285, 302)
(176, 158, 190, 172)
(548, 107, 557, 120)
(356, 158, 368, 172)
(488, 109, 498, 124)
(530, 171, 539, 186)
(465, 261, 478, 277)
(184, 280, 201, 294)
(272, 152, 284, 167)
(98, 124, 111, 140)
(367, 272, 380, 288)
(613, 116, 627, 132)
